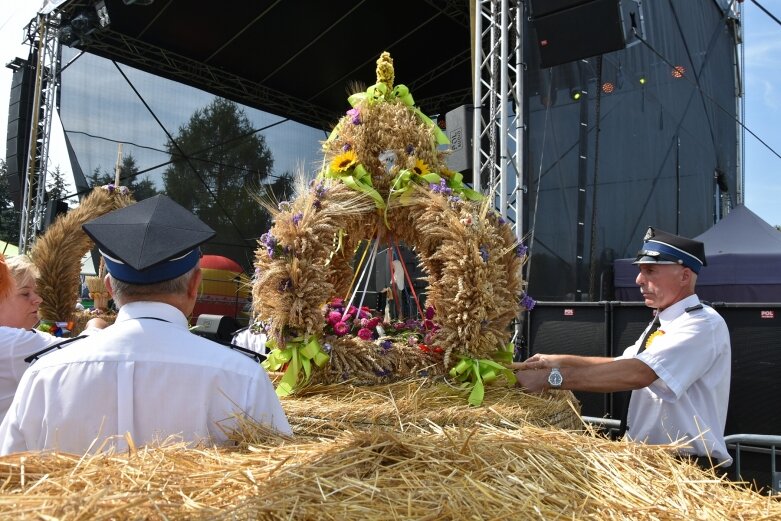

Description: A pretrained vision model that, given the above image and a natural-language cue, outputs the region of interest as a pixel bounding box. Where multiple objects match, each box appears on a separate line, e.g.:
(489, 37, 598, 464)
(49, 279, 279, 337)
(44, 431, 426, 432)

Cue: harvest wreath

(252, 53, 534, 405)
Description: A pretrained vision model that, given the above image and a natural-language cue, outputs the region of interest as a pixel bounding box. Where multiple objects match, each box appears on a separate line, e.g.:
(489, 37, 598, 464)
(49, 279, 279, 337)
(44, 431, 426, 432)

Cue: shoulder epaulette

(685, 304, 704, 313)
(208, 337, 266, 364)
(25, 335, 87, 364)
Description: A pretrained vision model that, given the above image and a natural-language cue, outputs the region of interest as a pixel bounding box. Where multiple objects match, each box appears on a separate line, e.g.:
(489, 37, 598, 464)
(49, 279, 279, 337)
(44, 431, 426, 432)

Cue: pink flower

(330, 297, 345, 308)
(407, 336, 418, 347)
(367, 317, 381, 329)
(327, 311, 342, 326)
(334, 321, 350, 336)
(359, 306, 372, 319)
(360, 318, 370, 328)
(357, 328, 373, 341)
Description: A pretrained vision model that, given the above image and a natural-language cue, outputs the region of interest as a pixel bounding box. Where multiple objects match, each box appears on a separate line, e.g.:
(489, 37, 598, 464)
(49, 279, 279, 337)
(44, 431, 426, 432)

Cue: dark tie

(616, 314, 660, 438)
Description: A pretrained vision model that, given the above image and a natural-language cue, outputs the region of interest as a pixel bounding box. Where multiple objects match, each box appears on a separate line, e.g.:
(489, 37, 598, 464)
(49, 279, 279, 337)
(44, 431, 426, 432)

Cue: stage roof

(49, 0, 474, 130)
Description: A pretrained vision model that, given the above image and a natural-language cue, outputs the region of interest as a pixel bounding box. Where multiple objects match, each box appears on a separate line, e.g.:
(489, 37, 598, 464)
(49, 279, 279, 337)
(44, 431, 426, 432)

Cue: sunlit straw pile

(282, 378, 583, 437)
(0, 422, 778, 520)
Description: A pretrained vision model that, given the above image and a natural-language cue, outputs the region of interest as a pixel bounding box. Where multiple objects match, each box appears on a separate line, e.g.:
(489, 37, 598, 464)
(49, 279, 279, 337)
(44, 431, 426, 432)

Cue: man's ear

(103, 274, 114, 297)
(680, 267, 693, 285)
(187, 268, 203, 299)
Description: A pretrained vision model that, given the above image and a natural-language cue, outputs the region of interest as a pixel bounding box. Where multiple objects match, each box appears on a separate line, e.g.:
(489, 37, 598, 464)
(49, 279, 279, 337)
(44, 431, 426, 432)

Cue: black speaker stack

(526, 301, 781, 438)
(530, 0, 627, 68)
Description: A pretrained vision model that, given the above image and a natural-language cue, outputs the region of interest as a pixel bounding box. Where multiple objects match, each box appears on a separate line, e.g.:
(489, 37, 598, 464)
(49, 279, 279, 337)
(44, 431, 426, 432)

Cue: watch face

(548, 369, 563, 387)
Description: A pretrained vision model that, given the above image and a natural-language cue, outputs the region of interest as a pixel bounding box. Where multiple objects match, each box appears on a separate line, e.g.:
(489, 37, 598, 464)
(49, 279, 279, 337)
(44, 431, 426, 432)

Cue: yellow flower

(412, 159, 430, 177)
(439, 167, 456, 179)
(330, 150, 358, 172)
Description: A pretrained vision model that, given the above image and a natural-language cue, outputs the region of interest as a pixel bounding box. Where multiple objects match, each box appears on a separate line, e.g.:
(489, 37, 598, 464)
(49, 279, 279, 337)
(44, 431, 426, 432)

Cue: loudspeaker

(444, 104, 473, 184)
(713, 304, 781, 436)
(194, 314, 242, 342)
(526, 302, 610, 417)
(530, 0, 592, 18)
(532, 0, 626, 68)
(43, 199, 69, 229)
(5, 57, 35, 209)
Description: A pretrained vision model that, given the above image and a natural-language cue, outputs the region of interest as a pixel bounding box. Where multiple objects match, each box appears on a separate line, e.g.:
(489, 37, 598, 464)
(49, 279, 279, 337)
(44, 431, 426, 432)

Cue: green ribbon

(324, 163, 386, 209)
(446, 171, 483, 201)
(448, 344, 516, 406)
(262, 336, 330, 397)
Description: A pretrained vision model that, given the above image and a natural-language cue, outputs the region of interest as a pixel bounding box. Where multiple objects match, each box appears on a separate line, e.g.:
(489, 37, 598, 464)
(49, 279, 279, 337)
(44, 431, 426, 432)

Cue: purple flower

(407, 336, 418, 347)
(520, 292, 536, 310)
(342, 143, 352, 151)
(347, 108, 361, 125)
(430, 182, 441, 193)
(292, 212, 303, 226)
(334, 321, 350, 336)
(425, 306, 435, 320)
(516, 243, 529, 257)
(357, 328, 373, 341)
(498, 215, 506, 225)
(480, 246, 489, 262)
(380, 339, 392, 351)
(406, 144, 415, 155)
(448, 195, 461, 204)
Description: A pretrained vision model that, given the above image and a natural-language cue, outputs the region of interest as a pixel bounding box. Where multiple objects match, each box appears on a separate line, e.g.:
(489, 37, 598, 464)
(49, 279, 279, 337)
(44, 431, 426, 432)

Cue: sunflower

(439, 166, 457, 179)
(412, 158, 430, 177)
(330, 150, 358, 172)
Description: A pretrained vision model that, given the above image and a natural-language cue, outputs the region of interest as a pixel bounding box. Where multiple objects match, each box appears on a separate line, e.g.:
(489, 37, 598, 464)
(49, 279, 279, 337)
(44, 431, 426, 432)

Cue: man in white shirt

(512, 228, 731, 468)
(0, 195, 291, 455)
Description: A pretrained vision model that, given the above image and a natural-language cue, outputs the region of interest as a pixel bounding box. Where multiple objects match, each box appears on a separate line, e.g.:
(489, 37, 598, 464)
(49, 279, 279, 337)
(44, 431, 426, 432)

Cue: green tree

(0, 159, 21, 245)
(87, 154, 159, 201)
(162, 98, 286, 267)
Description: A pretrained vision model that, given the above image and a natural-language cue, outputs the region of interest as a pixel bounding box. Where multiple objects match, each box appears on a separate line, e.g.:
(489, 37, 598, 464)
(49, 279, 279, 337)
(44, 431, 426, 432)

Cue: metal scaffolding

(18, 13, 61, 253)
(472, 0, 524, 242)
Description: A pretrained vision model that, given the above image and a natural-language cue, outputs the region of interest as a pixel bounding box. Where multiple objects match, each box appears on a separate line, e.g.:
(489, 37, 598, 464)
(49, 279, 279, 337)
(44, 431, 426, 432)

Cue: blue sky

(1, 2, 780, 226)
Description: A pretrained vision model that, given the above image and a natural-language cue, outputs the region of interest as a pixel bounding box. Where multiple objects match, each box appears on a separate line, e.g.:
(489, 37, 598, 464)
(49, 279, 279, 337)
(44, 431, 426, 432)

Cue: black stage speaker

(608, 302, 655, 419)
(530, 0, 592, 18)
(5, 57, 35, 209)
(444, 104, 473, 185)
(531, 0, 626, 68)
(526, 302, 610, 417)
(713, 303, 781, 436)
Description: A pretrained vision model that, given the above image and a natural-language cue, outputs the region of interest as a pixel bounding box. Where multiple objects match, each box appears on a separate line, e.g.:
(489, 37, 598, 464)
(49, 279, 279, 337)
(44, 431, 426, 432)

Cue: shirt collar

(657, 294, 701, 328)
(116, 301, 190, 329)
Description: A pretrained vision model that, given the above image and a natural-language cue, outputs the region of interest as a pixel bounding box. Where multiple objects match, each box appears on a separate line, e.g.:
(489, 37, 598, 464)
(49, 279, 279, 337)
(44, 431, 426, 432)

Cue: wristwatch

(547, 367, 563, 388)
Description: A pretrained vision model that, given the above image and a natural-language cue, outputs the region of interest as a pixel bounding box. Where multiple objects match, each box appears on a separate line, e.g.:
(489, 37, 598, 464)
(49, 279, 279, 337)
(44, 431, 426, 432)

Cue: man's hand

(512, 366, 551, 393)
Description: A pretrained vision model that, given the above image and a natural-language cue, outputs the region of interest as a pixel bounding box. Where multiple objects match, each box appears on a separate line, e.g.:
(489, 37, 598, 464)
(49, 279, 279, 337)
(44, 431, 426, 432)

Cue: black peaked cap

(82, 195, 215, 271)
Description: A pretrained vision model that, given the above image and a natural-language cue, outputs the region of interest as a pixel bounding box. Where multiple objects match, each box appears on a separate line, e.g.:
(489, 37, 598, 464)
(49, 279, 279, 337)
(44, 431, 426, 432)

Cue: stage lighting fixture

(570, 89, 583, 101)
(95, 1, 110, 28)
(671, 65, 686, 79)
(638, 76, 647, 85)
(601, 82, 615, 94)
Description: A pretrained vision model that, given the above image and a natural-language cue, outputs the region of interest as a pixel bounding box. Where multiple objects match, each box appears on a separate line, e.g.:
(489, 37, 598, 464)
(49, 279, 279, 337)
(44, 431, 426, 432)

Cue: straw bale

(0, 423, 778, 520)
(72, 310, 117, 335)
(282, 379, 583, 437)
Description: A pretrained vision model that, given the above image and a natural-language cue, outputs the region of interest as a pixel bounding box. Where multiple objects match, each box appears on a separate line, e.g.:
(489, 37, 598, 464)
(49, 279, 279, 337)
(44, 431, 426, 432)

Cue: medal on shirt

(645, 330, 665, 349)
